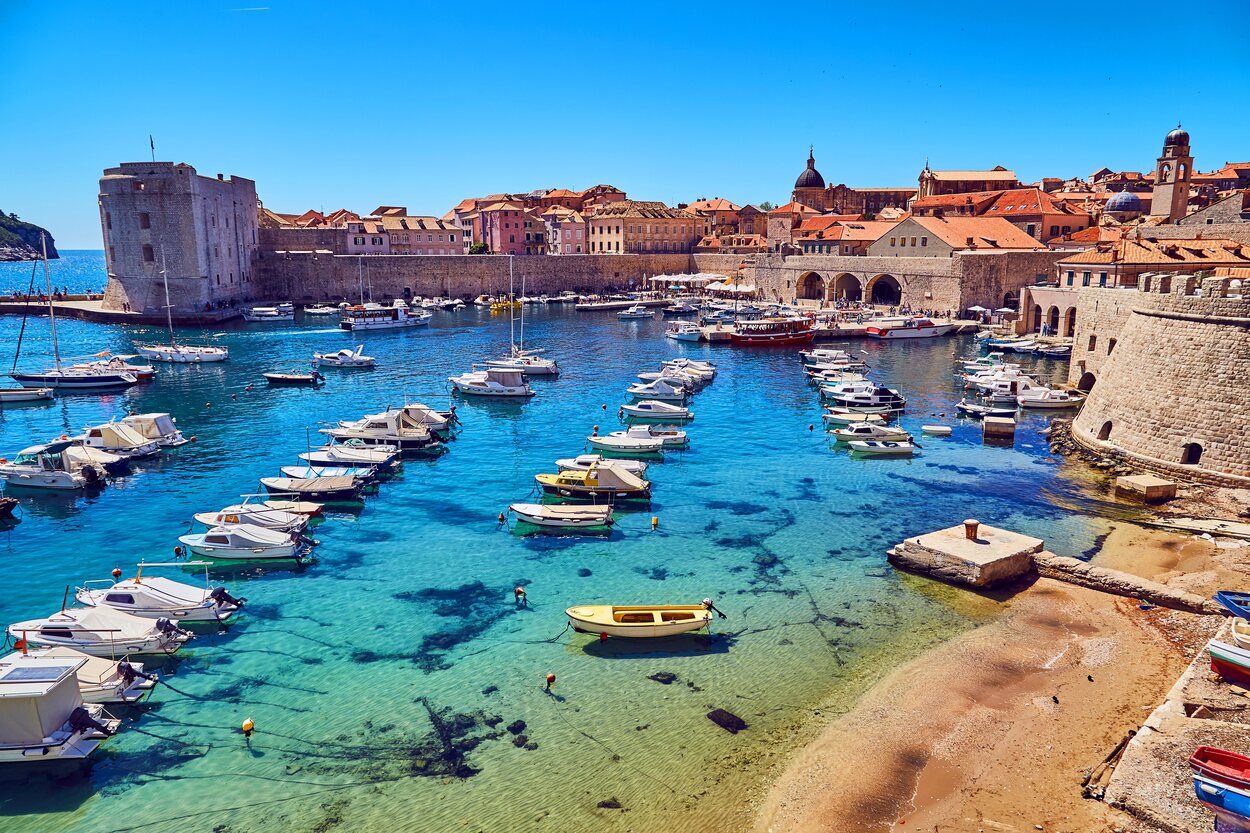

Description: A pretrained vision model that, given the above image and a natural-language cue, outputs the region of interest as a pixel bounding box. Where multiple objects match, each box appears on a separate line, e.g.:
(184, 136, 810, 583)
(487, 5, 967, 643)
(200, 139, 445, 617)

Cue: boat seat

(614, 612, 656, 624)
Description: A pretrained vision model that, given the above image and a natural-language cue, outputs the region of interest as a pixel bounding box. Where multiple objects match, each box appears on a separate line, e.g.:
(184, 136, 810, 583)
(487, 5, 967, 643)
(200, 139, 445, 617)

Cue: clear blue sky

(3, 0, 1248, 248)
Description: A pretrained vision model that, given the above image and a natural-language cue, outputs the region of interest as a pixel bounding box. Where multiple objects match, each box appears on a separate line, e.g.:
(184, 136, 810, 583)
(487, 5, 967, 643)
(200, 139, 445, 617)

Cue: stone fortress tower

(1070, 269, 1250, 484)
(1149, 126, 1194, 223)
(99, 161, 259, 317)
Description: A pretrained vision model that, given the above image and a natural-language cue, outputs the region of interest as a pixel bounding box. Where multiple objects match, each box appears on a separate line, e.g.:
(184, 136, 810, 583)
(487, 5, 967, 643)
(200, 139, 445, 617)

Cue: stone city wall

(1070, 274, 1250, 484)
(1066, 287, 1141, 387)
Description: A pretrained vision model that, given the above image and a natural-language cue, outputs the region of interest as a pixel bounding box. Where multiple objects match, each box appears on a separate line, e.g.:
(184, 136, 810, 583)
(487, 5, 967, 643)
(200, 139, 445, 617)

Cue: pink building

(543, 207, 587, 254)
(479, 202, 546, 255)
(344, 219, 390, 254)
(378, 215, 461, 255)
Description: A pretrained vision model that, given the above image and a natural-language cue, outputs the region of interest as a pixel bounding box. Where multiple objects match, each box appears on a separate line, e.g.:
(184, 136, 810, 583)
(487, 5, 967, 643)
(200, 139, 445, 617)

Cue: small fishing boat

(847, 440, 916, 457)
(1037, 344, 1072, 358)
(959, 353, 1009, 373)
(75, 562, 244, 623)
(259, 475, 364, 502)
(1003, 340, 1038, 354)
(1191, 746, 1250, 830)
(620, 400, 693, 421)
(325, 410, 441, 451)
(665, 322, 703, 342)
(314, 346, 375, 368)
(8, 607, 192, 657)
(956, 400, 1017, 418)
(534, 462, 651, 501)
(0, 655, 121, 763)
(449, 367, 534, 397)
(821, 410, 886, 427)
(625, 379, 687, 403)
(243, 305, 295, 322)
(303, 305, 338, 316)
(260, 499, 323, 516)
(555, 455, 648, 476)
(1211, 639, 1250, 688)
(120, 413, 188, 447)
(0, 388, 53, 404)
(921, 425, 953, 436)
(586, 429, 666, 454)
(661, 303, 697, 317)
(663, 358, 716, 378)
(194, 503, 309, 534)
(617, 305, 654, 319)
(179, 524, 304, 560)
(0, 441, 97, 491)
(801, 347, 853, 364)
(1, 647, 153, 705)
(1016, 388, 1085, 409)
(508, 503, 614, 530)
(1215, 591, 1250, 620)
(301, 440, 402, 469)
(279, 464, 378, 481)
(830, 422, 911, 442)
(866, 316, 954, 340)
(565, 602, 713, 638)
(481, 350, 560, 377)
(824, 383, 906, 412)
(637, 367, 705, 389)
(596, 424, 688, 450)
(79, 422, 160, 459)
(263, 370, 324, 386)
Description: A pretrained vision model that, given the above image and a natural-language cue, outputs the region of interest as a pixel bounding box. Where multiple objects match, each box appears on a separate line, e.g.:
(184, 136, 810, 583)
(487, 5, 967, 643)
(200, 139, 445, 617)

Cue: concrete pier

(887, 520, 1041, 588)
(1116, 474, 1178, 503)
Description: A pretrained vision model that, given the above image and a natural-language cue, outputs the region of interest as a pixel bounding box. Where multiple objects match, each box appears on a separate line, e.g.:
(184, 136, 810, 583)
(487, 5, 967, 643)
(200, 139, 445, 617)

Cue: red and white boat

(729, 317, 815, 346)
(1210, 640, 1250, 688)
(866, 316, 954, 340)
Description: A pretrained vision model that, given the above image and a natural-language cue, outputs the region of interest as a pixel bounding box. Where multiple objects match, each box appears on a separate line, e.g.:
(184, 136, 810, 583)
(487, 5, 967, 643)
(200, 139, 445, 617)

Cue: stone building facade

(1068, 271, 1250, 485)
(99, 161, 258, 316)
(586, 201, 700, 254)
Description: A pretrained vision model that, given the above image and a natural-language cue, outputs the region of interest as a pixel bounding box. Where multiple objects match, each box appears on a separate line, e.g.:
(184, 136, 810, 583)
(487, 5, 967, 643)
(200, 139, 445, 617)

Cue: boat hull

(565, 605, 712, 638)
(0, 388, 54, 402)
(1193, 773, 1250, 832)
(133, 344, 229, 363)
(866, 324, 954, 339)
(10, 373, 136, 391)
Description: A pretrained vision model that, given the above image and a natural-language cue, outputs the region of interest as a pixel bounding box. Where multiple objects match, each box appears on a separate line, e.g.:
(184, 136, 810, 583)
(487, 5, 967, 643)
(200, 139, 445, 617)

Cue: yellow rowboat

(534, 462, 651, 501)
(566, 604, 712, 638)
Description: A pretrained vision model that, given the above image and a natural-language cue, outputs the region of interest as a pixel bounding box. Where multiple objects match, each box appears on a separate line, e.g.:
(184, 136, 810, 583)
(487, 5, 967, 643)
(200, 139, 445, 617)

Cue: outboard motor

(154, 617, 193, 641)
(117, 660, 158, 686)
(68, 706, 114, 736)
(209, 586, 246, 610)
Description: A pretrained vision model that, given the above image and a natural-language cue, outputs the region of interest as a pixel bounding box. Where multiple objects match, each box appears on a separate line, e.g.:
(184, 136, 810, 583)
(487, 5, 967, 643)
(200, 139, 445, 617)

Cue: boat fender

(544, 673, 555, 691)
(210, 586, 245, 609)
(173, 546, 183, 557)
(809, 424, 814, 431)
(190, 436, 197, 443)
(591, 425, 599, 436)
(69, 706, 114, 737)
(599, 632, 608, 642)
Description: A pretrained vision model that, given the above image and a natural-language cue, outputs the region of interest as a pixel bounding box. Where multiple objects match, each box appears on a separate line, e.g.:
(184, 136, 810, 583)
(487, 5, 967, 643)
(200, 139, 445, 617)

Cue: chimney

(217, 173, 224, 181)
(966, 236, 975, 248)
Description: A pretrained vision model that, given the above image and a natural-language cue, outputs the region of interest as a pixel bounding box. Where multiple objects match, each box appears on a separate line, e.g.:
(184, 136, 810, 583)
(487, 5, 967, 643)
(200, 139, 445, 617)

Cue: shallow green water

(0, 252, 1107, 832)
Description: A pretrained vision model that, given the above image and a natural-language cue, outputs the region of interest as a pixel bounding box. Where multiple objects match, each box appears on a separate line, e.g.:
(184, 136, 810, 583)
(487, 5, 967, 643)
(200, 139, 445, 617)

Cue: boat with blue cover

(1216, 591, 1250, 619)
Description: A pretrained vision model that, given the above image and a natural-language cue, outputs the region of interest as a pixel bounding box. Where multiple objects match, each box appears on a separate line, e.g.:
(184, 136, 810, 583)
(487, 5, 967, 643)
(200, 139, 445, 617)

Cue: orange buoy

(111, 568, 122, 579)
(242, 717, 254, 738)
(544, 673, 556, 691)
(651, 516, 658, 529)
(173, 546, 183, 557)
(598, 632, 608, 642)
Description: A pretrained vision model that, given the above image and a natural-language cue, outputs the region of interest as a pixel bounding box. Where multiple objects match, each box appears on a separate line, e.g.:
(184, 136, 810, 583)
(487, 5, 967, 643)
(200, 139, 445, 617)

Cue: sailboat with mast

(481, 256, 559, 376)
(133, 252, 229, 363)
(10, 235, 139, 391)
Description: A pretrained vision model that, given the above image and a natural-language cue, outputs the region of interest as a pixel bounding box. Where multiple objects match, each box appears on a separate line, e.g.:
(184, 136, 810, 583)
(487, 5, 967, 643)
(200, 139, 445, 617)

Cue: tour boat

(1209, 640, 1250, 689)
(179, 524, 304, 560)
(586, 429, 666, 454)
(0, 387, 53, 404)
(194, 503, 309, 534)
(625, 378, 687, 403)
(595, 424, 687, 450)
(830, 423, 911, 443)
(534, 462, 652, 501)
(340, 300, 431, 331)
(1, 647, 154, 705)
(821, 410, 886, 427)
(921, 425, 953, 436)
(956, 400, 1017, 418)
(325, 410, 441, 451)
(565, 603, 713, 639)
(620, 401, 693, 421)
(730, 317, 815, 346)
(314, 345, 376, 368)
(120, 413, 188, 448)
(665, 323, 702, 342)
(301, 440, 401, 469)
(1016, 388, 1085, 409)
(555, 455, 648, 476)
(243, 305, 295, 322)
(0, 441, 96, 491)
(508, 503, 614, 530)
(617, 305, 655, 320)
(1191, 747, 1250, 830)
(259, 475, 364, 503)
(449, 367, 534, 397)
(75, 563, 243, 623)
(847, 439, 916, 458)
(78, 422, 160, 459)
(303, 305, 338, 316)
(0, 655, 121, 763)
(263, 370, 324, 386)
(8, 607, 192, 657)
(661, 303, 697, 317)
(866, 316, 954, 340)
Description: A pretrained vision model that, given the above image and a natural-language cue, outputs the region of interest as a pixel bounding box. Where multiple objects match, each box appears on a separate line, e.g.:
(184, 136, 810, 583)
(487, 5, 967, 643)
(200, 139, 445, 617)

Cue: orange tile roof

(1052, 226, 1123, 246)
(926, 167, 1017, 181)
(905, 216, 1046, 250)
(687, 198, 741, 213)
(1057, 236, 1250, 266)
(982, 188, 1090, 218)
(592, 200, 695, 219)
(767, 201, 820, 216)
(911, 192, 999, 211)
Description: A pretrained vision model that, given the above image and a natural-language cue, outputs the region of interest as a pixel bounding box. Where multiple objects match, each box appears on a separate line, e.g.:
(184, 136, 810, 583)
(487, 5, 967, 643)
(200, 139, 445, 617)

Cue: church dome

(794, 150, 825, 190)
(1164, 126, 1189, 147)
(1106, 190, 1143, 218)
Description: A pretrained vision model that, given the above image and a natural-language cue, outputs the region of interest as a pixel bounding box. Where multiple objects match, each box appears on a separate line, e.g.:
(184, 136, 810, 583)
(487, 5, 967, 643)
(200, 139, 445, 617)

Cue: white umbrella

(994, 307, 1016, 314)
(966, 305, 989, 313)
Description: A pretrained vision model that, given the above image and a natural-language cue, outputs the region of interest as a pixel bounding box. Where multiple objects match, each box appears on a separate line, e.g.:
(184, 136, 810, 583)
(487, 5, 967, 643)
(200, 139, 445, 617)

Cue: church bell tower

(1150, 125, 1193, 223)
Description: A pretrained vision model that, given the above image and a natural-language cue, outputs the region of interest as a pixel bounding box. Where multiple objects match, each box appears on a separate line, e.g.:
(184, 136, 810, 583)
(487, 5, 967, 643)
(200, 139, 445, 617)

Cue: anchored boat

(534, 462, 651, 501)
(7, 607, 192, 657)
(179, 524, 304, 560)
(0, 655, 121, 763)
(75, 562, 243, 623)
(508, 503, 614, 530)
(565, 603, 713, 638)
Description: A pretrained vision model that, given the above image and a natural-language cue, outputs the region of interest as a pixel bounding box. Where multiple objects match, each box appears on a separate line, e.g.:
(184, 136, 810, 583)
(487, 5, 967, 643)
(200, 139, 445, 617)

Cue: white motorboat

(847, 439, 916, 457)
(340, 300, 431, 331)
(617, 305, 655, 320)
(392, 402, 455, 435)
(620, 400, 693, 421)
(830, 422, 911, 442)
(599, 424, 688, 449)
(482, 349, 559, 376)
(8, 607, 192, 657)
(1037, 344, 1072, 358)
(866, 316, 954, 340)
(325, 410, 441, 451)
(508, 503, 614, 529)
(662, 358, 716, 378)
(801, 348, 853, 365)
(960, 352, 1010, 373)
(120, 413, 188, 448)
(260, 475, 363, 502)
(555, 454, 648, 476)
(586, 428, 667, 453)
(193, 503, 309, 534)
(134, 342, 229, 363)
(0, 655, 121, 763)
(625, 378, 687, 403)
(823, 382, 906, 411)
(974, 376, 1043, 397)
(449, 367, 534, 397)
(0, 387, 53, 404)
(565, 603, 714, 639)
(665, 323, 702, 342)
(811, 369, 868, 386)
(78, 421, 160, 459)
(956, 399, 1017, 418)
(301, 440, 401, 469)
(243, 305, 295, 322)
(314, 345, 376, 368)
(280, 464, 377, 481)
(76, 562, 244, 623)
(1017, 388, 1085, 409)
(0, 441, 96, 491)
(920, 425, 953, 436)
(68, 356, 157, 382)
(821, 410, 886, 426)
(303, 305, 338, 316)
(178, 525, 302, 560)
(1003, 339, 1038, 353)
(1, 647, 154, 705)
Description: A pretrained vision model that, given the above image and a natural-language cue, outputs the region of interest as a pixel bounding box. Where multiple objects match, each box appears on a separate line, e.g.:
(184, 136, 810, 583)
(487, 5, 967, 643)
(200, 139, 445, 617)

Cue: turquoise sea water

(0, 252, 1115, 832)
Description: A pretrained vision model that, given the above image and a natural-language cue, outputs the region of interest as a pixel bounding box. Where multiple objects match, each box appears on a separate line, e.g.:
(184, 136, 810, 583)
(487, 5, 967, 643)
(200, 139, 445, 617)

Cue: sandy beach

(755, 524, 1235, 833)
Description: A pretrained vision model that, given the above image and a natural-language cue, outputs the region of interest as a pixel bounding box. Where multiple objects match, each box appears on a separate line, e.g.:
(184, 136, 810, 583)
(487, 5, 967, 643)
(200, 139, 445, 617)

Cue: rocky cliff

(0, 211, 59, 261)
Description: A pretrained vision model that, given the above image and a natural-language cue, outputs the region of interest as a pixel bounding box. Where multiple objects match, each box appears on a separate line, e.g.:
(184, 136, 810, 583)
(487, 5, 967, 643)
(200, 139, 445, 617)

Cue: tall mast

(518, 255, 525, 354)
(358, 256, 365, 304)
(40, 234, 61, 370)
(508, 255, 516, 354)
(160, 249, 176, 347)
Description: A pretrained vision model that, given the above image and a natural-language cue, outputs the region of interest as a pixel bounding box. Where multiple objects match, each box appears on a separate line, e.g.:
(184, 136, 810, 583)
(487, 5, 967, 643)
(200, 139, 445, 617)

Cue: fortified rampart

(1069, 273, 1250, 485)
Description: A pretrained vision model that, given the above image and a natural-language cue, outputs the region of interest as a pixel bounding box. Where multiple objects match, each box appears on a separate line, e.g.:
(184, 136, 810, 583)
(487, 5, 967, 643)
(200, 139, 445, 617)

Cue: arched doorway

(868, 274, 901, 305)
(1077, 372, 1096, 392)
(1002, 291, 1018, 310)
(1181, 443, 1203, 465)
(1032, 305, 1043, 333)
(1047, 306, 1060, 333)
(832, 273, 861, 302)
(1097, 420, 1113, 441)
(1063, 307, 1076, 337)
(797, 272, 824, 301)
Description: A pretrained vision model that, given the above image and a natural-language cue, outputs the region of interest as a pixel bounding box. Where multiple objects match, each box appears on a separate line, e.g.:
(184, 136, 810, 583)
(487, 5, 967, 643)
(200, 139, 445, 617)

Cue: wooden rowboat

(509, 503, 613, 529)
(263, 371, 323, 386)
(565, 603, 712, 638)
(1209, 640, 1250, 688)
